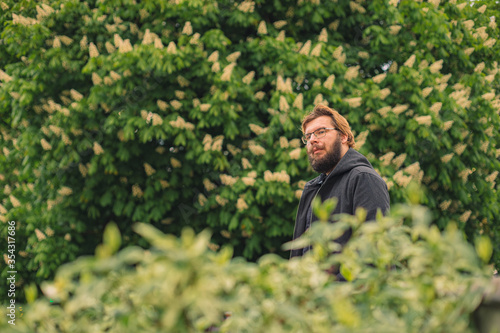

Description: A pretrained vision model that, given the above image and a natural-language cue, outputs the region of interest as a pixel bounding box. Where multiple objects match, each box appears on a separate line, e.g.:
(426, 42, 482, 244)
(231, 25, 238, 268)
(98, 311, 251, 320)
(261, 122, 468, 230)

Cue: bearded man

(290, 104, 390, 260)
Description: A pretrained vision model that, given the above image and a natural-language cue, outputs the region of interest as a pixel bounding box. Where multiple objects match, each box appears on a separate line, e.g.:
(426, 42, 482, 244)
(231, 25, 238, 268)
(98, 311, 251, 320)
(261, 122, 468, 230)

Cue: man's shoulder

(348, 165, 385, 182)
(349, 164, 378, 175)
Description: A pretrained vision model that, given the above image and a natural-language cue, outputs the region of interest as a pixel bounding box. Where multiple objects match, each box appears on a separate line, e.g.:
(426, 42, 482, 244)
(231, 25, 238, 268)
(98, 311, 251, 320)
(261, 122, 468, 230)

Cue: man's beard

(308, 137, 342, 174)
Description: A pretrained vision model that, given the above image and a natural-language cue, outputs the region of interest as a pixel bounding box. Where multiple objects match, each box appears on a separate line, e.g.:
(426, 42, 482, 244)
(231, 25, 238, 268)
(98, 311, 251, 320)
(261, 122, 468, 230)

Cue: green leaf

(103, 222, 121, 255)
(100, 191, 113, 207)
(475, 236, 493, 263)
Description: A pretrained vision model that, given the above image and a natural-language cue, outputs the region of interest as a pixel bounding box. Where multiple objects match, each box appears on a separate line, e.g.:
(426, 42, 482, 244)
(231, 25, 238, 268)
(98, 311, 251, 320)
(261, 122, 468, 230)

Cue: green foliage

(0, 0, 499, 301)
(0, 202, 492, 332)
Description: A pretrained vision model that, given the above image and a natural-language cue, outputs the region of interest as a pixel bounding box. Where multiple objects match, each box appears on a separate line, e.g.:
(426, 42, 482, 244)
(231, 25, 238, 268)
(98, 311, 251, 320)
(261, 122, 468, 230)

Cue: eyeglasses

(302, 127, 337, 144)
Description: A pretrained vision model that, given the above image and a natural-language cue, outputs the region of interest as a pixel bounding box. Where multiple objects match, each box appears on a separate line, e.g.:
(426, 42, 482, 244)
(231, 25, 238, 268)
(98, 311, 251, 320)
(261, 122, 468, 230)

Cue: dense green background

(1, 0, 499, 301)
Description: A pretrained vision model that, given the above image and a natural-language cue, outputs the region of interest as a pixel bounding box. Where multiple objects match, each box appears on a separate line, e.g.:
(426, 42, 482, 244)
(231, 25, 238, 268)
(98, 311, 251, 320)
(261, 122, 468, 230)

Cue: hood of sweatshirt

(328, 148, 373, 178)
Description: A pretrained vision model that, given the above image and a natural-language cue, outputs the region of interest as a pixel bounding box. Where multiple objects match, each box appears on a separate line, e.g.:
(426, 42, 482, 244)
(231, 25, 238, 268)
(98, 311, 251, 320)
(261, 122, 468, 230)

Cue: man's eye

(316, 129, 326, 135)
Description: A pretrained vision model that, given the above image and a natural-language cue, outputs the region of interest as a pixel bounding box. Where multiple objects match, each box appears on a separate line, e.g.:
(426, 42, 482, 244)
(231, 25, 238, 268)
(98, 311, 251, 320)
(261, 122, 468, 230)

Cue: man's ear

(340, 133, 348, 144)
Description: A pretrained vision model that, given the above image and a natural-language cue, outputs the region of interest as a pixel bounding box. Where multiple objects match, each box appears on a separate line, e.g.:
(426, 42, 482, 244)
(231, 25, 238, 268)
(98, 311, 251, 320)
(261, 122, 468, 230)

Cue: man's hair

(301, 104, 355, 148)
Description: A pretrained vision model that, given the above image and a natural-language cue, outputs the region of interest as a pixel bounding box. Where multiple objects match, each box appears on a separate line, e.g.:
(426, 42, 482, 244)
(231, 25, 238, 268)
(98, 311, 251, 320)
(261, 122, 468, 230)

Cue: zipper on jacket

(291, 174, 328, 258)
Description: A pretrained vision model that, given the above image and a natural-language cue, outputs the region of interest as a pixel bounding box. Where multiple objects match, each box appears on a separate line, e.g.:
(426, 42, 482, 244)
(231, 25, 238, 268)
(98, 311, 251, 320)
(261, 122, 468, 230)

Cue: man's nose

(308, 133, 319, 144)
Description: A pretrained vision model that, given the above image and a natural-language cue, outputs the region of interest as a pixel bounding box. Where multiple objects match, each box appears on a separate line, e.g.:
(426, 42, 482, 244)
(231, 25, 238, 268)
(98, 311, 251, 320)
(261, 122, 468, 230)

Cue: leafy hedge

(0, 200, 493, 332)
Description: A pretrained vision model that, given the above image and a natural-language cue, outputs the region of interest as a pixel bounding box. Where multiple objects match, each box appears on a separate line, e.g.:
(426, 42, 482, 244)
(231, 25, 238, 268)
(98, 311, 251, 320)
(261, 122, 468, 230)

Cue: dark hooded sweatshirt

(290, 148, 390, 258)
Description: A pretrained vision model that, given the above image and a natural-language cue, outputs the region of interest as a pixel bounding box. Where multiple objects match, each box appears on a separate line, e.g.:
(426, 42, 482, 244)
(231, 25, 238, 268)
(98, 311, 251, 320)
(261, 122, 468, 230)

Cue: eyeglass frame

(301, 127, 338, 144)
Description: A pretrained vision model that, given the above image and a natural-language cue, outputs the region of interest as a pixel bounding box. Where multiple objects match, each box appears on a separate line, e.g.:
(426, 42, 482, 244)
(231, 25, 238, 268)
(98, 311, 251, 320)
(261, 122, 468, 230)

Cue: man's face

(304, 116, 343, 174)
